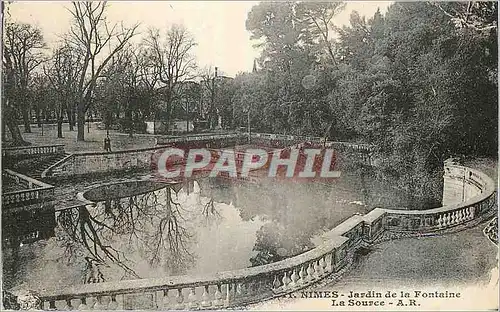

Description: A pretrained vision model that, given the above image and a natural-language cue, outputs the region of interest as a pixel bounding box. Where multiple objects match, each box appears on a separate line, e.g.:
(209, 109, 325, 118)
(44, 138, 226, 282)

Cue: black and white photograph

(1, 1, 498, 310)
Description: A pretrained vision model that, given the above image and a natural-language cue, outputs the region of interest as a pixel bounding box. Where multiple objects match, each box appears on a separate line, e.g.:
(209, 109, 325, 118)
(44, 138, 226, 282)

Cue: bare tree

(199, 66, 218, 129)
(66, 2, 139, 141)
(144, 24, 197, 132)
(3, 21, 45, 134)
(44, 44, 83, 138)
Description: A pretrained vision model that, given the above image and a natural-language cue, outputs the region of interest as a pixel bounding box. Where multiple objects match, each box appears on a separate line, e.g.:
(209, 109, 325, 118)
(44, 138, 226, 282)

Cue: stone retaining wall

(43, 133, 374, 178)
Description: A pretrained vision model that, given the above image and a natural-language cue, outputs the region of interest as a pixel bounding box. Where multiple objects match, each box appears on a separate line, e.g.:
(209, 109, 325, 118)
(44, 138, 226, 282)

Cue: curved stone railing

(2, 144, 65, 158)
(2, 169, 55, 208)
(250, 133, 375, 154)
(31, 163, 496, 310)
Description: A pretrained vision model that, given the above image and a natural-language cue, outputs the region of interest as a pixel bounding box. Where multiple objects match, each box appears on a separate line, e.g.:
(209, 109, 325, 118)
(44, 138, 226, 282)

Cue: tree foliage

(236, 1, 497, 209)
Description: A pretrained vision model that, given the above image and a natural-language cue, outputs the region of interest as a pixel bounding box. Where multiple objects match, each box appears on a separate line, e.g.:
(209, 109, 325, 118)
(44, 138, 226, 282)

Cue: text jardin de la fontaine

(284, 290, 462, 307)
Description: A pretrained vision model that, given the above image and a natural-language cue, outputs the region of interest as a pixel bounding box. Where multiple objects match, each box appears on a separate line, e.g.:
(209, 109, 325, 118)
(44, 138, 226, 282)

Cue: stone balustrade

(32, 163, 496, 310)
(2, 144, 65, 158)
(2, 169, 55, 208)
(163, 132, 241, 144)
(44, 133, 375, 178)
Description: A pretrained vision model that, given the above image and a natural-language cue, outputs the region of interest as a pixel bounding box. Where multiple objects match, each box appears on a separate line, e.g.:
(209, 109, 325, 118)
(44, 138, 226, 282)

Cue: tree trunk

(66, 108, 73, 131)
(71, 108, 76, 130)
(36, 105, 41, 127)
(126, 99, 133, 138)
(22, 107, 31, 133)
(77, 103, 86, 141)
(57, 107, 64, 138)
(57, 119, 63, 138)
(5, 105, 28, 146)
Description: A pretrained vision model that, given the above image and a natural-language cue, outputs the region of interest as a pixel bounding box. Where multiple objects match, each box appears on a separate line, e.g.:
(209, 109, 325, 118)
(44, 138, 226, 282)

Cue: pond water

(3, 170, 414, 293)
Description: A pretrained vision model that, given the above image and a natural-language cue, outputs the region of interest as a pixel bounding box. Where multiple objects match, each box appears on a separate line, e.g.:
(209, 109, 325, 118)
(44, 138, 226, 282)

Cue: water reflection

(5, 171, 403, 291)
(55, 180, 270, 283)
(57, 185, 201, 281)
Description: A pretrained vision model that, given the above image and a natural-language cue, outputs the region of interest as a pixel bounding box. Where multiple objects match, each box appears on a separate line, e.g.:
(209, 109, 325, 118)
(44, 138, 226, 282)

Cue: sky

(7, 1, 391, 77)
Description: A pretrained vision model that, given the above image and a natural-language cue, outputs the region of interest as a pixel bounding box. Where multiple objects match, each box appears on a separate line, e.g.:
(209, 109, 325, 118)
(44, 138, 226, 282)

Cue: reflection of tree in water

(200, 198, 222, 227)
(56, 186, 196, 281)
(143, 187, 194, 273)
(57, 206, 139, 281)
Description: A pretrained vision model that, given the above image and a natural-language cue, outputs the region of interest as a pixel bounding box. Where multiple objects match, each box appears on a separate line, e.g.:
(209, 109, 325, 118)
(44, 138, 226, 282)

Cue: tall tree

(44, 44, 83, 138)
(66, 2, 139, 141)
(144, 24, 197, 131)
(3, 21, 45, 134)
(295, 1, 345, 65)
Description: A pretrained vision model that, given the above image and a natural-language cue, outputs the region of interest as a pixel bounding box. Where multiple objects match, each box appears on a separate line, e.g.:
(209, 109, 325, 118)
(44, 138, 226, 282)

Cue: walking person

(104, 135, 111, 152)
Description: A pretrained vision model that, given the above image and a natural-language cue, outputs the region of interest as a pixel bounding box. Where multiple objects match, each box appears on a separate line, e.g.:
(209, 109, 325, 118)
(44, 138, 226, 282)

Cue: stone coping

(35, 163, 496, 303)
(2, 144, 65, 151)
(2, 169, 54, 192)
(67, 133, 374, 157)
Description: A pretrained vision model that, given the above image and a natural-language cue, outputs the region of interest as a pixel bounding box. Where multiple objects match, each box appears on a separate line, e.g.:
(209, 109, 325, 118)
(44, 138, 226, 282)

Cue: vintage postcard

(1, 1, 498, 311)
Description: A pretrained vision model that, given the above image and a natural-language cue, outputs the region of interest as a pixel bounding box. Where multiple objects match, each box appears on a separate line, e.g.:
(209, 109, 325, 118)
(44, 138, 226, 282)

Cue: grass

(20, 123, 158, 153)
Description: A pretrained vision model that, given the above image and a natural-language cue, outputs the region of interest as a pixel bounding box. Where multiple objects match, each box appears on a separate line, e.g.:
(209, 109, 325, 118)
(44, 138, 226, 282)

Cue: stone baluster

(307, 261, 316, 281)
(458, 210, 463, 223)
(319, 257, 327, 276)
(175, 288, 184, 309)
(187, 287, 198, 309)
(201, 285, 211, 308)
(289, 268, 299, 287)
(77, 297, 88, 310)
(437, 214, 443, 228)
(328, 252, 335, 273)
(281, 271, 291, 290)
(272, 275, 281, 290)
(107, 295, 118, 310)
(224, 283, 233, 307)
(313, 259, 323, 278)
(321, 255, 328, 274)
(443, 213, 449, 226)
(213, 284, 223, 307)
(48, 300, 56, 310)
(298, 264, 308, 285)
(62, 299, 73, 310)
(159, 289, 170, 309)
(87, 297, 97, 309)
(93, 296, 107, 310)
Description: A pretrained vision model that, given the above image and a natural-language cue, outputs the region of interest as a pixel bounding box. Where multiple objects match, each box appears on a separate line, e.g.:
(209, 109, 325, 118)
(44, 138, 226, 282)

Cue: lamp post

(185, 98, 189, 133)
(247, 103, 251, 143)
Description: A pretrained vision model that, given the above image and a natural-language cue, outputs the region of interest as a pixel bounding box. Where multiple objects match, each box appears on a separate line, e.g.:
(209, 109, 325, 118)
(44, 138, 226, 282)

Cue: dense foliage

(231, 1, 497, 209)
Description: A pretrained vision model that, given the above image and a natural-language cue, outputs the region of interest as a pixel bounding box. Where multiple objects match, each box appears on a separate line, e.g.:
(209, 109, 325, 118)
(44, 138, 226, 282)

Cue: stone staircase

(32, 153, 69, 180)
(11, 153, 69, 180)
